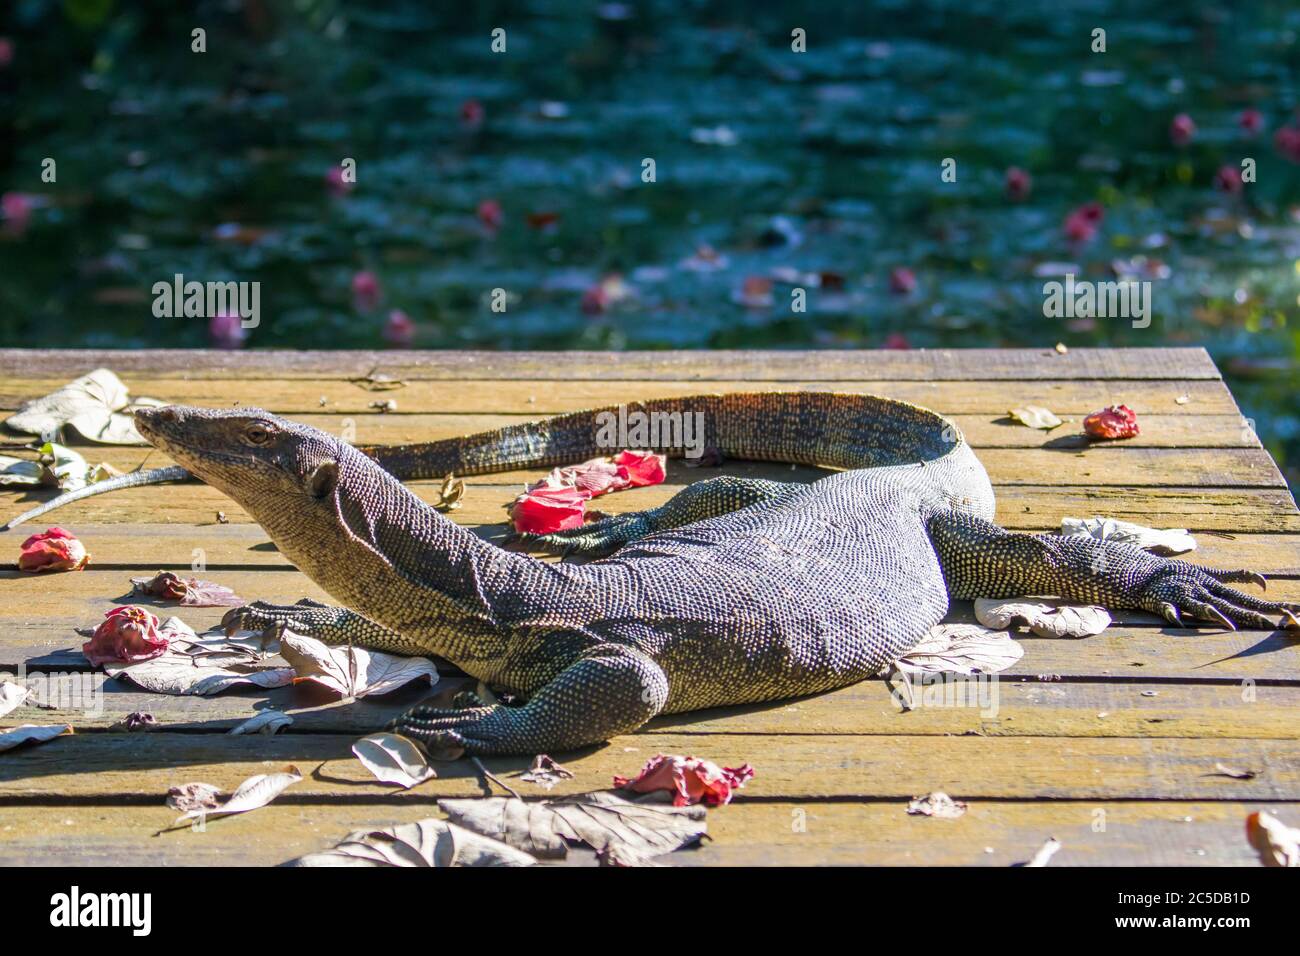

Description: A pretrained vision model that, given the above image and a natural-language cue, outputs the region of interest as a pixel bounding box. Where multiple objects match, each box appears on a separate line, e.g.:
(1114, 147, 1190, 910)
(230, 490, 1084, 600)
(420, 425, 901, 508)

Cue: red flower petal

(17, 527, 89, 573)
(1083, 404, 1140, 440)
(82, 605, 169, 667)
(613, 754, 754, 807)
(511, 485, 590, 535)
(612, 450, 667, 487)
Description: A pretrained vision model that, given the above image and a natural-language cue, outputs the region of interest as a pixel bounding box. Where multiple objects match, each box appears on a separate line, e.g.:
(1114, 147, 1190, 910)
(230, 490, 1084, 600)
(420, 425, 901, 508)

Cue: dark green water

(1, 0, 1298, 485)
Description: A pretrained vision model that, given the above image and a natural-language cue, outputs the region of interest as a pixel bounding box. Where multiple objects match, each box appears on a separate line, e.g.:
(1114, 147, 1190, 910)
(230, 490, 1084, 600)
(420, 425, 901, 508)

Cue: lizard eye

(243, 422, 273, 446)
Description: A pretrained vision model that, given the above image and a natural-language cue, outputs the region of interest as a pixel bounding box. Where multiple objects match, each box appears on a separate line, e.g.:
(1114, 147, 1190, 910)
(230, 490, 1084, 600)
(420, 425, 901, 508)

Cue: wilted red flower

(511, 485, 590, 535)
(1169, 112, 1196, 147)
(1275, 126, 1300, 164)
(581, 274, 630, 314)
(526, 210, 560, 231)
(0, 38, 12, 68)
(1064, 202, 1104, 243)
(614, 754, 755, 807)
(18, 527, 89, 573)
(383, 309, 415, 348)
(325, 165, 354, 197)
(82, 605, 169, 666)
(209, 312, 247, 349)
(477, 198, 503, 232)
(459, 98, 485, 130)
(1238, 108, 1264, 137)
(888, 267, 916, 295)
(1084, 404, 1140, 440)
(2, 192, 34, 236)
(881, 332, 911, 350)
(351, 270, 382, 312)
(613, 449, 666, 487)
(1005, 166, 1032, 201)
(1214, 164, 1244, 194)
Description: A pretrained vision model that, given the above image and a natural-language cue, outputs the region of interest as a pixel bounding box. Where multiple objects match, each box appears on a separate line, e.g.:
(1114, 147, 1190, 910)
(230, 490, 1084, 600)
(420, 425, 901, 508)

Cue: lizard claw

(1160, 602, 1182, 626)
(1146, 563, 1299, 632)
(1199, 604, 1237, 631)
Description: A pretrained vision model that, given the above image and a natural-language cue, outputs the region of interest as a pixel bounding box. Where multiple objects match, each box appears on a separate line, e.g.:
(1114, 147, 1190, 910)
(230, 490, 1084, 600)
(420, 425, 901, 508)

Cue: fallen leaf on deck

(166, 782, 223, 814)
(228, 710, 294, 736)
(1210, 762, 1257, 780)
(5, 369, 166, 445)
(614, 753, 753, 807)
(975, 598, 1111, 638)
(352, 733, 437, 789)
(284, 819, 536, 867)
(518, 754, 575, 790)
(1083, 404, 1140, 440)
(0, 723, 72, 752)
(435, 473, 465, 512)
(1246, 811, 1300, 867)
(907, 792, 968, 819)
(439, 790, 707, 865)
(0, 443, 90, 491)
(279, 632, 440, 698)
(1021, 837, 1062, 867)
(106, 620, 295, 696)
(892, 624, 1024, 676)
(171, 765, 302, 823)
(129, 570, 245, 607)
(350, 371, 406, 391)
(1060, 516, 1196, 555)
(0, 681, 29, 719)
(1007, 406, 1063, 430)
(110, 711, 157, 732)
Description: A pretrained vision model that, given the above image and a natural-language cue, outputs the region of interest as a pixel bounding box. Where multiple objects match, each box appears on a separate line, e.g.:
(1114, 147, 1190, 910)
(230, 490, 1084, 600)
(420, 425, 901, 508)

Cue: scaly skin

(132, 395, 1300, 756)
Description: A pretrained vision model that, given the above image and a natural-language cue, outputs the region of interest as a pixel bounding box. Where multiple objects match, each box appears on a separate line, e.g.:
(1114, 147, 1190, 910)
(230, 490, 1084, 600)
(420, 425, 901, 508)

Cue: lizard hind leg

(523, 475, 796, 557)
(390, 643, 670, 756)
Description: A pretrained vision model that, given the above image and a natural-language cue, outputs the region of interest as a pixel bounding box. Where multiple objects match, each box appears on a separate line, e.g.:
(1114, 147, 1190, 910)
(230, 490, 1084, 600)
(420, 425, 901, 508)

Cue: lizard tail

(358, 391, 966, 479)
(0, 465, 193, 532)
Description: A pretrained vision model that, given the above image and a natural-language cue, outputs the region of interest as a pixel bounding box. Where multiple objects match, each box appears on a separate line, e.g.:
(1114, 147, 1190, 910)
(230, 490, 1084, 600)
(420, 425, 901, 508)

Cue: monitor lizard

(121, 395, 1298, 756)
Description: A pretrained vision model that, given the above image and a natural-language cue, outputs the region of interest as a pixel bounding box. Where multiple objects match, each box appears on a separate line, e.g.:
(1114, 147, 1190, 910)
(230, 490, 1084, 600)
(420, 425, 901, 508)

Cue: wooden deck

(1, 346, 1297, 866)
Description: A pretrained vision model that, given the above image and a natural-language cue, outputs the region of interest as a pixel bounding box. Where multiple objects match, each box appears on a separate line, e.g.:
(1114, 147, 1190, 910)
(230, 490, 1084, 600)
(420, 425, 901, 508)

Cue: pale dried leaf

(1008, 406, 1063, 430)
(1022, 837, 1061, 867)
(437, 473, 466, 511)
(166, 782, 223, 813)
(0, 455, 45, 487)
(174, 765, 301, 822)
(975, 598, 1111, 638)
(518, 754, 576, 790)
(285, 819, 535, 867)
(439, 790, 707, 865)
(1060, 516, 1196, 555)
(228, 710, 294, 736)
(106, 618, 295, 696)
(352, 733, 437, 789)
(892, 623, 1024, 677)
(5, 369, 165, 445)
(0, 681, 29, 719)
(1247, 811, 1300, 867)
(279, 632, 439, 699)
(0, 723, 72, 753)
(1211, 762, 1256, 780)
(907, 792, 967, 819)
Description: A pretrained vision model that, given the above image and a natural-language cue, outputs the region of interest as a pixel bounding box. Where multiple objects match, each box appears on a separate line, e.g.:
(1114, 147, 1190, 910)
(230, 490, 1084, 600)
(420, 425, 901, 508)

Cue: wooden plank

(3, 732, 1299, 800)
(0, 347, 1222, 381)
(10, 524, 1295, 577)
(0, 800, 1276, 866)
(0, 378, 1242, 417)
(6, 482, 1295, 532)
(0, 443, 1286, 490)
(8, 671, 1300, 739)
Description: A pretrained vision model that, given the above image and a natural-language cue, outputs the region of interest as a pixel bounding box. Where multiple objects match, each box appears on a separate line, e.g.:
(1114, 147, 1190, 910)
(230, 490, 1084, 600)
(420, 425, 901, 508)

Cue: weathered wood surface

(1, 347, 1297, 867)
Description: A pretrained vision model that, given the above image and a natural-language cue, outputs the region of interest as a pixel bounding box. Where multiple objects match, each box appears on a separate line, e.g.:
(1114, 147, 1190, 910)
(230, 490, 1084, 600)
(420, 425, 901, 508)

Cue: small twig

(471, 756, 522, 800)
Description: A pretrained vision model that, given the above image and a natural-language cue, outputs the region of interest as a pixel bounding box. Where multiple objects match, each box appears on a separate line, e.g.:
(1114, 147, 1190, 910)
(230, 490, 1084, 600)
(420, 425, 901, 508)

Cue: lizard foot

(523, 511, 655, 557)
(220, 600, 409, 648)
(1143, 562, 1300, 631)
(388, 704, 509, 758)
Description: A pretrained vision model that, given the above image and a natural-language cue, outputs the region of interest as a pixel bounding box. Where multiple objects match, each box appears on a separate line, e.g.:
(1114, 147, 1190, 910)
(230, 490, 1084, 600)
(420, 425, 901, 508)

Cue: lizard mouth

(134, 406, 274, 478)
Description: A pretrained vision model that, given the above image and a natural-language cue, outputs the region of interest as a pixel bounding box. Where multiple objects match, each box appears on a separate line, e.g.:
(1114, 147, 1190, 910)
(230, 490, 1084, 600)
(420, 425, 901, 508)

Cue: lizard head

(134, 404, 350, 522)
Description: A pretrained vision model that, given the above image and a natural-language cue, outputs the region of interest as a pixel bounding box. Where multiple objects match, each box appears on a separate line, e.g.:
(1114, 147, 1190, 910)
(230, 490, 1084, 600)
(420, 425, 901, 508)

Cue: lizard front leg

(390, 643, 670, 756)
(221, 599, 414, 650)
(929, 510, 1300, 630)
(523, 476, 796, 557)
